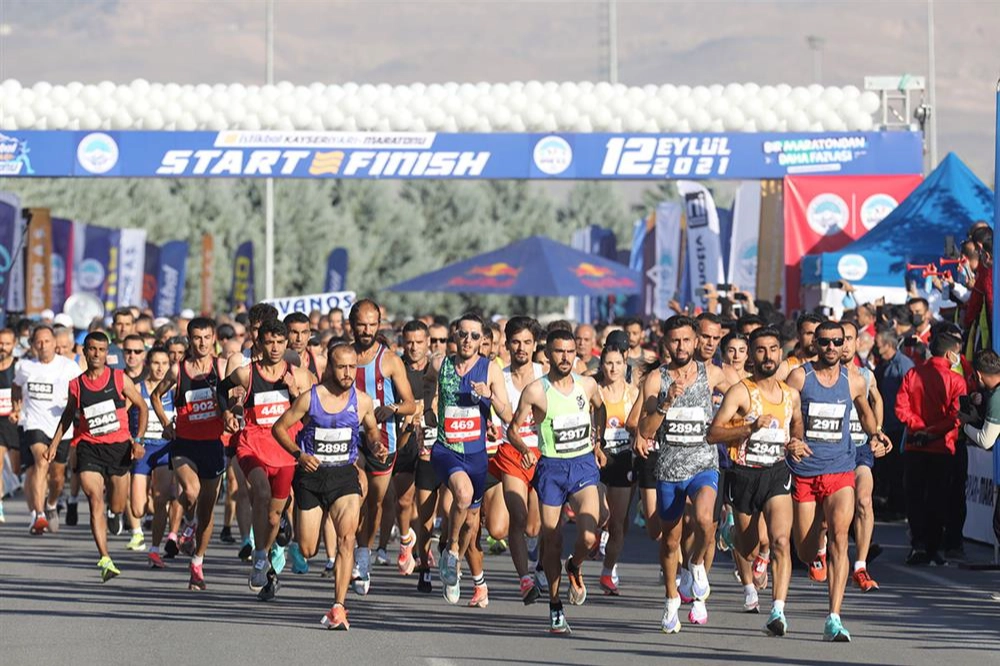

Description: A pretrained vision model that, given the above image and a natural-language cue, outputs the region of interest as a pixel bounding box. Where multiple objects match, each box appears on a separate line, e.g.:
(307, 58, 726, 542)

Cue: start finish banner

(0, 130, 923, 180)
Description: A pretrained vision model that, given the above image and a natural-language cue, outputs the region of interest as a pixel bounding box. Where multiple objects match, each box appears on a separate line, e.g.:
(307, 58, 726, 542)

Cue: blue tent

(801, 153, 994, 287)
(387, 235, 642, 296)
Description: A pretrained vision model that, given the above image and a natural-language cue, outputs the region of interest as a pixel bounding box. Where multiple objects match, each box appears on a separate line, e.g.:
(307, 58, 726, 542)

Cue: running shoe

(905, 549, 930, 566)
(44, 506, 59, 533)
(270, 544, 287, 574)
(439, 549, 460, 587)
(289, 543, 309, 574)
(717, 511, 735, 552)
(549, 607, 571, 634)
(487, 536, 508, 555)
(164, 536, 180, 558)
(29, 514, 48, 535)
(179, 524, 196, 556)
(417, 569, 433, 593)
(188, 563, 206, 591)
(0, 501, 4, 523)
(108, 513, 124, 536)
(397, 542, 416, 576)
(275, 512, 292, 547)
(823, 614, 851, 642)
(743, 587, 760, 613)
(126, 532, 146, 551)
(321, 605, 349, 631)
(852, 567, 879, 592)
(148, 551, 166, 569)
(219, 526, 236, 544)
(752, 554, 770, 590)
(929, 551, 948, 567)
(257, 569, 279, 601)
(98, 556, 121, 582)
(353, 547, 372, 596)
(566, 556, 586, 606)
(599, 574, 620, 596)
(65, 501, 78, 526)
(661, 597, 681, 634)
(765, 608, 787, 636)
(808, 553, 827, 582)
(238, 538, 254, 562)
(322, 559, 336, 578)
(374, 547, 390, 566)
(443, 576, 461, 605)
(611, 564, 620, 587)
(249, 555, 270, 591)
(468, 583, 489, 608)
(520, 575, 539, 605)
(688, 600, 708, 625)
(691, 564, 711, 601)
(678, 567, 694, 604)
(598, 529, 610, 559)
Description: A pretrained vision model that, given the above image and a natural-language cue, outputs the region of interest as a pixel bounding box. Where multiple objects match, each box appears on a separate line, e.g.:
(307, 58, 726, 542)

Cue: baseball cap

(180, 308, 196, 319)
(41, 308, 55, 320)
(53, 313, 74, 328)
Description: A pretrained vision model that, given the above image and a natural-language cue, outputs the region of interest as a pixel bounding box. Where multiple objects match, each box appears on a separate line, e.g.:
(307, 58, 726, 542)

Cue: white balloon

(524, 80, 545, 98)
(692, 109, 712, 131)
(239, 113, 260, 131)
(32, 81, 52, 95)
(292, 107, 312, 128)
(67, 98, 87, 120)
(789, 111, 811, 131)
(425, 106, 447, 128)
(82, 110, 102, 129)
(32, 96, 53, 118)
(50, 85, 71, 106)
(145, 109, 164, 130)
(707, 96, 729, 118)
(757, 110, 779, 131)
(822, 87, 844, 107)
(574, 115, 593, 132)
(15, 108, 35, 128)
(842, 85, 861, 99)
(591, 106, 613, 130)
(807, 84, 825, 97)
(594, 81, 614, 100)
(806, 100, 829, 121)
(195, 103, 214, 124)
(558, 105, 579, 126)
(855, 113, 874, 131)
(323, 106, 345, 128)
(692, 86, 711, 104)
(859, 91, 880, 114)
(489, 105, 512, 128)
(97, 98, 117, 119)
(458, 106, 479, 129)
(508, 114, 526, 132)
(709, 84, 724, 97)
(724, 108, 746, 131)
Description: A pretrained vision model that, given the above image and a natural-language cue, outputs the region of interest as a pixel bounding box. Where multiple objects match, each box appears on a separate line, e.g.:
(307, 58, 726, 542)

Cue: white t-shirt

(14, 355, 83, 438)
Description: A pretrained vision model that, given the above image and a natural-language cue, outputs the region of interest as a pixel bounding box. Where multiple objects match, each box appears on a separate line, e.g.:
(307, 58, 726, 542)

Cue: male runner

(349, 299, 416, 595)
(120, 333, 148, 548)
(285, 311, 325, 379)
(219, 319, 314, 599)
(273, 343, 386, 630)
(151, 317, 227, 590)
(709, 327, 803, 636)
(105, 308, 136, 370)
(0, 328, 17, 523)
(637, 316, 726, 632)
(509, 328, 605, 633)
(47, 332, 148, 581)
(434, 313, 512, 605)
(784, 321, 891, 641)
(13, 325, 81, 534)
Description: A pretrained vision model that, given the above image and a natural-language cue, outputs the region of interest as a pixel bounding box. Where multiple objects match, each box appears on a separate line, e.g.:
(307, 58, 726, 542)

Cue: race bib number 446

(252, 389, 290, 426)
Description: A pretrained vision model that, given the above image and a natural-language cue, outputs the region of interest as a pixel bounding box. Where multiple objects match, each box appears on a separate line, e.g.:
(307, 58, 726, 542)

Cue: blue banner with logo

(0, 193, 19, 322)
(74, 224, 118, 307)
(155, 240, 188, 317)
(230, 241, 255, 309)
(142, 242, 160, 310)
(50, 217, 73, 313)
(1, 130, 924, 181)
(571, 226, 619, 323)
(324, 247, 349, 292)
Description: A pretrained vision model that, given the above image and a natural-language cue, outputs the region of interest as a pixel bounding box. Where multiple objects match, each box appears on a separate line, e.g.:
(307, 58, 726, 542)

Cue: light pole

(806, 35, 824, 84)
(608, 0, 618, 84)
(926, 0, 938, 169)
(264, 0, 275, 300)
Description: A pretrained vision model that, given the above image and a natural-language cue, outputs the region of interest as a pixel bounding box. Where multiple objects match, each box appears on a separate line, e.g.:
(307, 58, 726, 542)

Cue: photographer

(960, 350, 1000, 561)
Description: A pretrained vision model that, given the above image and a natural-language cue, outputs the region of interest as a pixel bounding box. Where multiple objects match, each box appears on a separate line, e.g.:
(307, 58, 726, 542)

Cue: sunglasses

(124, 348, 145, 354)
(816, 337, 844, 347)
(456, 331, 482, 341)
(430, 337, 448, 344)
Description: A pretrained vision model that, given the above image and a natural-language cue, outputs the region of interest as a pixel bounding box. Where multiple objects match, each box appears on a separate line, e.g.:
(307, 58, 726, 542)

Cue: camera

(959, 393, 985, 429)
(829, 280, 845, 289)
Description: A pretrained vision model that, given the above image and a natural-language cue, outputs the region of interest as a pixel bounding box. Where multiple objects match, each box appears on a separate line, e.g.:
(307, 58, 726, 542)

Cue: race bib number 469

(444, 406, 482, 444)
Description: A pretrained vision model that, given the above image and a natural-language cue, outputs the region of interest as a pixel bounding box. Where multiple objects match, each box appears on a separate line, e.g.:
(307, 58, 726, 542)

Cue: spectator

(962, 225, 993, 342)
(960, 350, 1000, 574)
(894, 332, 967, 566)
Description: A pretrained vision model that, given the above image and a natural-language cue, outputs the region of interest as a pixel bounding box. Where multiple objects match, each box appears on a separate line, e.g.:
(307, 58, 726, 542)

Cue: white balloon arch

(0, 79, 882, 133)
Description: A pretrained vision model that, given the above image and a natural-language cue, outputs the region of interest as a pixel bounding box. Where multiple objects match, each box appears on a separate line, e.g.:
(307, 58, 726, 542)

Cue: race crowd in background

(0, 221, 998, 643)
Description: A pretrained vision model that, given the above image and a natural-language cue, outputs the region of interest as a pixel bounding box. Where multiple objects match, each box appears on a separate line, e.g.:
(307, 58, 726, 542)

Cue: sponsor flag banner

(50, 217, 73, 313)
(627, 215, 656, 317)
(230, 241, 255, 310)
(652, 202, 682, 319)
(570, 226, 618, 323)
(728, 182, 762, 298)
(74, 224, 117, 306)
(25, 208, 52, 316)
(324, 247, 349, 292)
(757, 180, 785, 307)
(155, 240, 188, 317)
(783, 174, 922, 310)
(264, 291, 355, 317)
(201, 233, 214, 315)
(0, 192, 20, 321)
(1, 130, 924, 180)
(116, 228, 146, 308)
(142, 242, 160, 310)
(677, 181, 725, 304)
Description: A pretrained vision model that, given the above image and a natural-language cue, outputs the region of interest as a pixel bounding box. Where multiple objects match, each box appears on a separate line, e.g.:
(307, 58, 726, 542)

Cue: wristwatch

(292, 449, 302, 460)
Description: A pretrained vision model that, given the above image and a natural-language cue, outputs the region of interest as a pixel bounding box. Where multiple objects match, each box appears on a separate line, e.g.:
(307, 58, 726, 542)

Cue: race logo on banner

(677, 182, 725, 303)
(50, 218, 73, 313)
(116, 229, 146, 308)
(324, 247, 349, 293)
(728, 182, 762, 298)
(142, 242, 160, 310)
(652, 202, 682, 318)
(155, 240, 188, 317)
(25, 208, 52, 316)
(0, 192, 21, 321)
(74, 224, 118, 308)
(783, 174, 921, 310)
(264, 291, 355, 317)
(230, 241, 255, 310)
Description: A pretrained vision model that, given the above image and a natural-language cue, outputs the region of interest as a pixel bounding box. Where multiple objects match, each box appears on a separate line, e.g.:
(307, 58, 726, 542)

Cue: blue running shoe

(270, 544, 287, 575)
(766, 608, 787, 636)
(823, 614, 851, 642)
(289, 543, 309, 574)
(439, 549, 459, 587)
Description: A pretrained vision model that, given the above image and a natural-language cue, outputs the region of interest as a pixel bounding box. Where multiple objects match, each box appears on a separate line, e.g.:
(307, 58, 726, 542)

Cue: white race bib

(603, 426, 631, 454)
(83, 399, 118, 436)
(253, 389, 290, 426)
(551, 412, 591, 454)
(185, 388, 218, 422)
(805, 402, 847, 442)
(662, 407, 707, 445)
(745, 427, 786, 467)
(314, 427, 353, 466)
(444, 405, 482, 444)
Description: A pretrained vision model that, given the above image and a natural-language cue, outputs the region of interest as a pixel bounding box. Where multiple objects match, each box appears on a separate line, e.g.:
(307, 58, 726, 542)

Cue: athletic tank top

(538, 374, 593, 460)
(500, 363, 544, 451)
(244, 362, 293, 428)
(174, 359, 224, 441)
(601, 383, 637, 455)
(848, 366, 872, 448)
(436, 355, 492, 455)
(407, 363, 438, 458)
(130, 380, 173, 442)
(296, 385, 361, 468)
(0, 361, 16, 442)
(70, 367, 130, 445)
(356, 344, 398, 454)
(654, 361, 716, 482)
(305, 350, 320, 378)
(792, 362, 854, 477)
(729, 378, 793, 469)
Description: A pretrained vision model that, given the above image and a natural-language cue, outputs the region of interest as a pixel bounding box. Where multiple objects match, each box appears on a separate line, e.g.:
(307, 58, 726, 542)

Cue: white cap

(53, 313, 74, 328)
(153, 317, 170, 328)
(41, 308, 55, 320)
(180, 308, 196, 319)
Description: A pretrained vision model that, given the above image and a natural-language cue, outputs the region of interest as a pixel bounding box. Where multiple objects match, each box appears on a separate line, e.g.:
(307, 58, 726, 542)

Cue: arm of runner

(852, 371, 890, 453)
(707, 383, 753, 444)
(272, 388, 319, 472)
(10, 383, 21, 423)
(507, 380, 540, 468)
(482, 361, 512, 426)
(216, 366, 247, 434)
(379, 355, 416, 421)
(707, 363, 731, 395)
(150, 366, 177, 440)
(636, 369, 663, 443)
(786, 388, 811, 461)
(358, 391, 387, 462)
(585, 376, 607, 467)
(121, 374, 148, 458)
(288, 365, 315, 401)
(46, 390, 78, 463)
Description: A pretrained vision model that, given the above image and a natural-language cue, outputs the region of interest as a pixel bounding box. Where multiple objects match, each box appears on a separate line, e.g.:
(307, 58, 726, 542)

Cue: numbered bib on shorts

(443, 405, 482, 444)
(848, 412, 867, 446)
(662, 407, 707, 445)
(745, 427, 786, 467)
(805, 402, 846, 442)
(0, 388, 11, 415)
(83, 399, 119, 436)
(185, 388, 219, 422)
(27, 382, 54, 401)
(511, 420, 539, 450)
(603, 426, 631, 454)
(420, 414, 437, 457)
(252, 389, 290, 426)
(551, 412, 591, 455)
(314, 427, 352, 466)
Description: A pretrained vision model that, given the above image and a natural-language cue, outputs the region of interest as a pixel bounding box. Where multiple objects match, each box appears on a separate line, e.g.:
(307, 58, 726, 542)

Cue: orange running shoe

(148, 552, 167, 569)
(852, 567, 879, 592)
(599, 574, 620, 596)
(468, 583, 489, 608)
(29, 514, 49, 535)
(188, 563, 206, 590)
(321, 605, 350, 631)
(808, 553, 828, 583)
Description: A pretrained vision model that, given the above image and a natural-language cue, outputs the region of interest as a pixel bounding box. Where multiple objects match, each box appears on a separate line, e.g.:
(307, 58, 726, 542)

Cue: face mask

(910, 314, 924, 327)
(947, 352, 961, 368)
(18, 336, 28, 348)
(858, 350, 870, 363)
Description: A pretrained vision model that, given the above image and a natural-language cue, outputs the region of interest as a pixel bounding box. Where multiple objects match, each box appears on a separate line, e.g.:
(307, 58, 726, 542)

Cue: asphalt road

(2, 498, 998, 666)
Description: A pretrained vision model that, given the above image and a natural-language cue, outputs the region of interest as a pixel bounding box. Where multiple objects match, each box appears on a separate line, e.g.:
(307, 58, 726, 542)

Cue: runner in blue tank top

(433, 313, 512, 607)
(273, 343, 384, 632)
(785, 321, 891, 643)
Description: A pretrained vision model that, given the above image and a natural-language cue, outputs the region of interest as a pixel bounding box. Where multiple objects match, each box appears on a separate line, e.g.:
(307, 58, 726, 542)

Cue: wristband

(292, 449, 302, 460)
